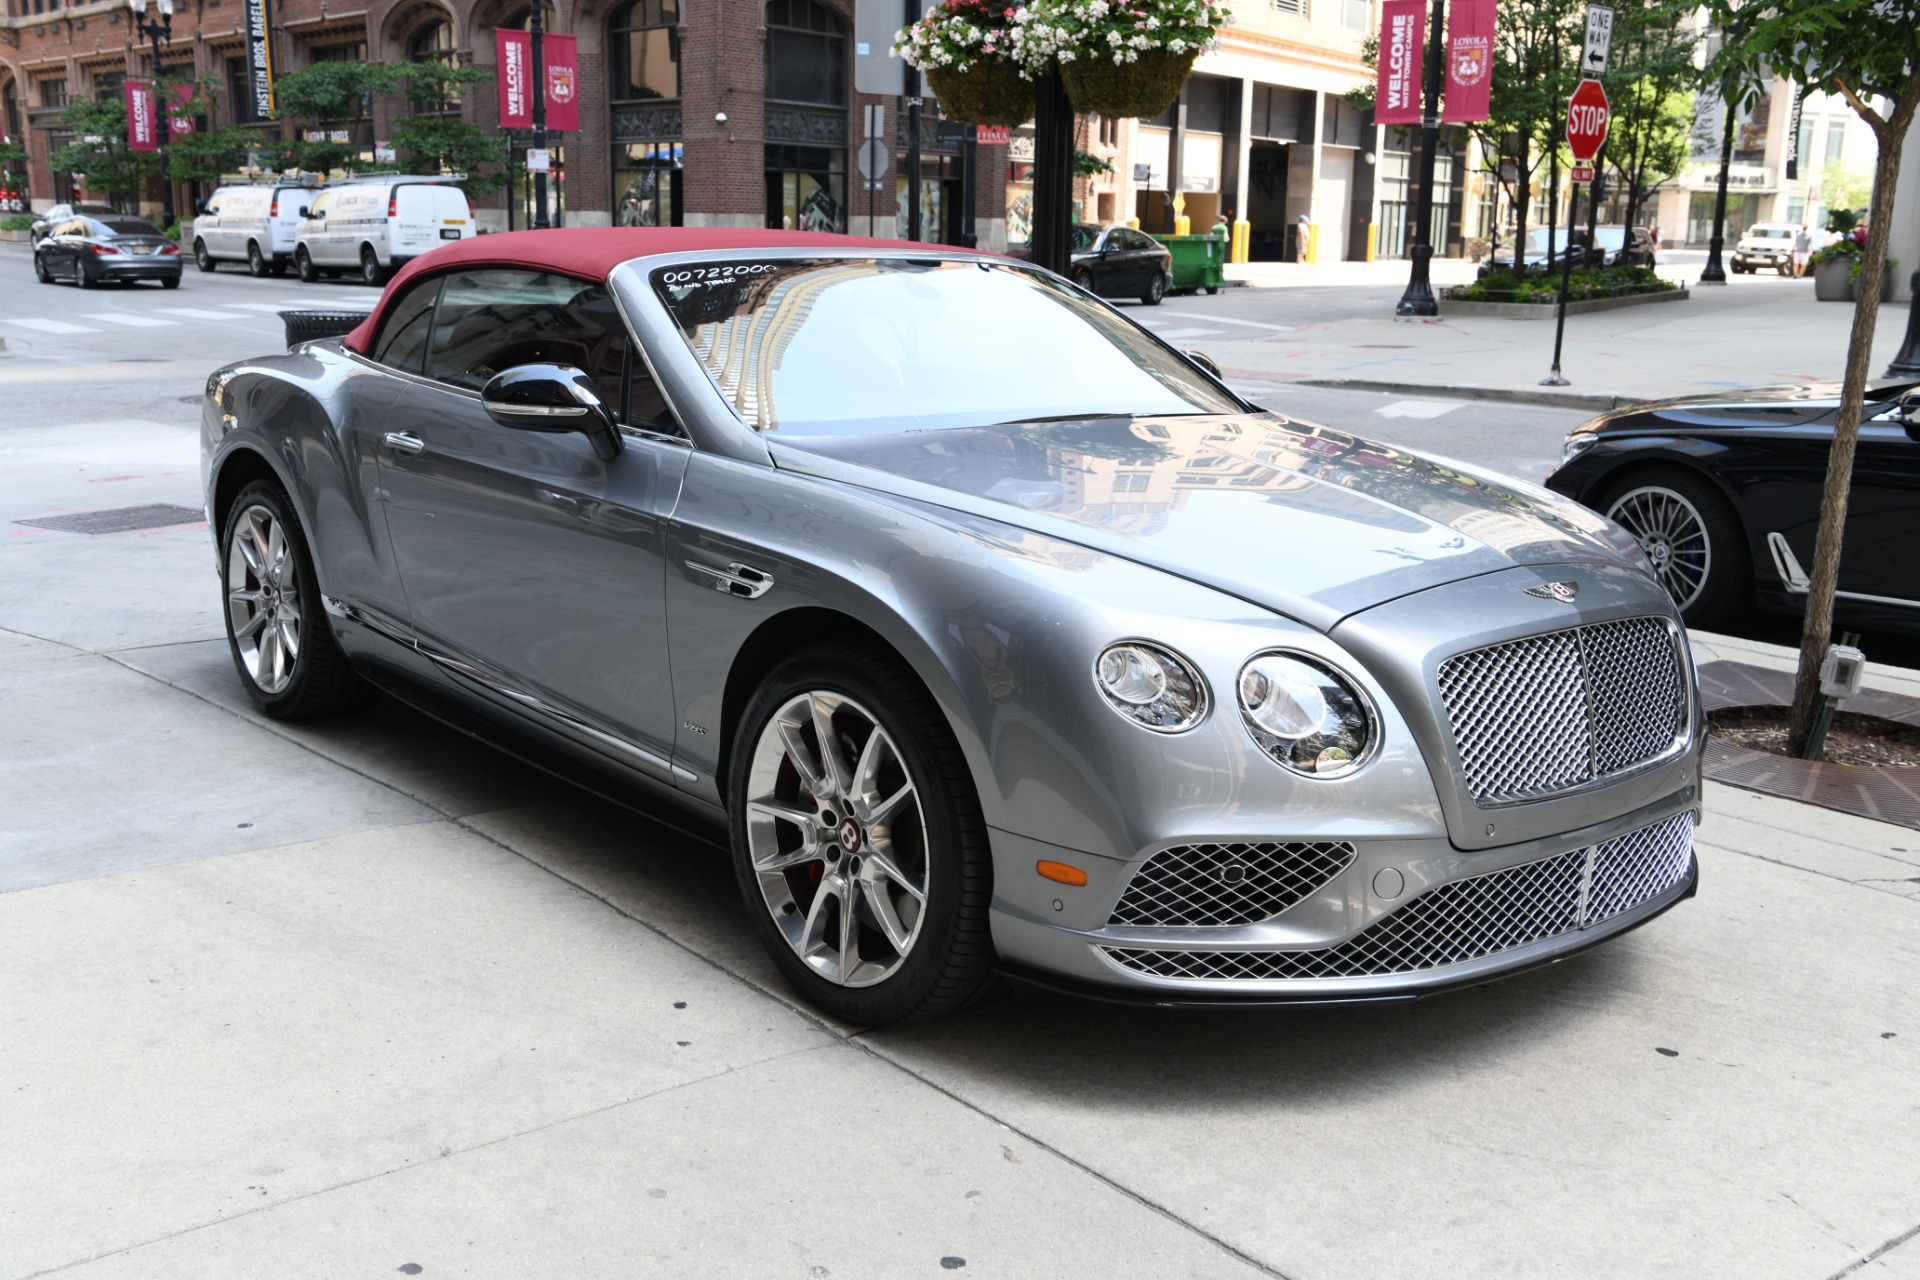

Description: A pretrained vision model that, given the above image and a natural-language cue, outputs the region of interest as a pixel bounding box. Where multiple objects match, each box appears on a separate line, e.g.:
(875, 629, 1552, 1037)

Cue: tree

(1598, 4, 1696, 231)
(1713, 0, 1920, 756)
(269, 61, 381, 174)
(159, 77, 253, 187)
(385, 62, 510, 195)
(49, 96, 160, 207)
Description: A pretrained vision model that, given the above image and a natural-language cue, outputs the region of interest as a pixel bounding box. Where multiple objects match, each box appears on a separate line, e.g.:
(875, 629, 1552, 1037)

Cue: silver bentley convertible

(201, 229, 1703, 1023)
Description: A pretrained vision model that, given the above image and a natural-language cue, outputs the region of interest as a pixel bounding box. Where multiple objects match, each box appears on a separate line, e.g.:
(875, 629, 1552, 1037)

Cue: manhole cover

(15, 504, 204, 535)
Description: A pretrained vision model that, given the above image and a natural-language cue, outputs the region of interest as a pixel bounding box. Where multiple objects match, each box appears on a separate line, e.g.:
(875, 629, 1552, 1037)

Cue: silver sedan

(200, 230, 1702, 1023)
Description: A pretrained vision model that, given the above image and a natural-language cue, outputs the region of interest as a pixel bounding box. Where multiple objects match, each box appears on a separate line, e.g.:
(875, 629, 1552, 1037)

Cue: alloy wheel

(225, 503, 303, 695)
(248, 242, 267, 276)
(743, 691, 930, 988)
(297, 249, 317, 283)
(1606, 485, 1712, 613)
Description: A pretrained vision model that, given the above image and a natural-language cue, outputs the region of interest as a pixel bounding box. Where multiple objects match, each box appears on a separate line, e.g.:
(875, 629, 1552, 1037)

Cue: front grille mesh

(1108, 841, 1357, 927)
(1438, 617, 1685, 804)
(1101, 812, 1693, 984)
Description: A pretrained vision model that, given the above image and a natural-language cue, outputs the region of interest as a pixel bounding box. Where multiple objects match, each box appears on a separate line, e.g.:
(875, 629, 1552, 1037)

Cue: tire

(268, 258, 288, 278)
(220, 480, 369, 720)
(33, 253, 51, 284)
(247, 240, 269, 278)
(1142, 271, 1167, 305)
(1596, 465, 1749, 632)
(1071, 267, 1097, 295)
(193, 238, 215, 272)
(359, 246, 386, 286)
(727, 642, 1000, 1025)
(75, 260, 96, 288)
(296, 247, 318, 284)
(161, 275, 180, 289)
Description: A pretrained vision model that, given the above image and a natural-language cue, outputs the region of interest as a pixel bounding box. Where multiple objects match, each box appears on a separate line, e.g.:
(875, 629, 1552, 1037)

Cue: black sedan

(1546, 380, 1920, 633)
(28, 201, 117, 244)
(33, 215, 182, 288)
(1480, 225, 1656, 277)
(1067, 223, 1174, 304)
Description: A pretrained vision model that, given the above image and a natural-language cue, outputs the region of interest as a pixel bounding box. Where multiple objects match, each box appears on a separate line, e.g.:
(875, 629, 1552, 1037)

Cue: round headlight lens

(1094, 642, 1208, 732)
(1236, 652, 1375, 777)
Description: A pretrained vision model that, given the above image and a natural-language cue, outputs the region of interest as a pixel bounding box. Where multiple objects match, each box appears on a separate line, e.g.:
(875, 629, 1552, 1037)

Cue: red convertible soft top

(340, 227, 966, 355)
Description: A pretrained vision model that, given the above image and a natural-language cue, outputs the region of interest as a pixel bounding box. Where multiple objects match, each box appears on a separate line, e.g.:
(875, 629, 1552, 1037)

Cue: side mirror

(1184, 350, 1222, 379)
(482, 363, 623, 461)
(298, 206, 311, 218)
(1896, 392, 1920, 440)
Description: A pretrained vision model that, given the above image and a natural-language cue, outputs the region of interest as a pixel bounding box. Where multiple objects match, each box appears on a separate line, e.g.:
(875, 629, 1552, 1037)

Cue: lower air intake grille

(1102, 812, 1694, 983)
(1108, 841, 1357, 928)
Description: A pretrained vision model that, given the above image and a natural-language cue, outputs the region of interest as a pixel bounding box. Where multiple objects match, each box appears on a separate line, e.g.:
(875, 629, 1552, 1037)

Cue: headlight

(1094, 641, 1208, 732)
(1236, 652, 1375, 777)
(1560, 433, 1600, 467)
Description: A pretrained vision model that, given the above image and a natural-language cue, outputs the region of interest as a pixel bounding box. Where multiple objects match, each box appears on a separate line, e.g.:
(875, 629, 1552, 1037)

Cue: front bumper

(988, 792, 1698, 1006)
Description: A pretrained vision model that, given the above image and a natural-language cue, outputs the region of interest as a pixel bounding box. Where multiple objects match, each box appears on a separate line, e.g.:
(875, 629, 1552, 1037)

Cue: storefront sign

(497, 32, 580, 131)
(1441, 0, 1494, 124)
(375, 144, 396, 163)
(976, 126, 1011, 146)
(1376, 0, 1425, 125)
(244, 0, 277, 120)
(124, 81, 159, 153)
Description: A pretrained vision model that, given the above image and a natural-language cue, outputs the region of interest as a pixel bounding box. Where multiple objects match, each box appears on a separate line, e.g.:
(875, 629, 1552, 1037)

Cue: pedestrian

(1650, 225, 1662, 253)
(619, 194, 644, 227)
(1792, 223, 1812, 277)
(1296, 211, 1313, 262)
(1211, 209, 1230, 239)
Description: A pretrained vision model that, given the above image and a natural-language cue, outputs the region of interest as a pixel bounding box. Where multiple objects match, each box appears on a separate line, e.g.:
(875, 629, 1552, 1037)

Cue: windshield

(99, 218, 160, 237)
(1068, 225, 1101, 252)
(1751, 227, 1794, 239)
(651, 258, 1243, 436)
(1523, 229, 1575, 253)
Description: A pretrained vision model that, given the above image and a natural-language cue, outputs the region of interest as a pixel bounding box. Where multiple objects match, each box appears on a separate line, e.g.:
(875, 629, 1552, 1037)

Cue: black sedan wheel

(221, 481, 368, 720)
(1072, 267, 1098, 295)
(1142, 271, 1167, 305)
(33, 253, 51, 284)
(1599, 466, 1747, 629)
(728, 642, 999, 1025)
(194, 239, 215, 272)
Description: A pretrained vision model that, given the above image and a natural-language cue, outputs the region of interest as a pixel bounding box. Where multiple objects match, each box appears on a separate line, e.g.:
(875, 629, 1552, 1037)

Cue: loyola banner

(124, 81, 160, 153)
(167, 84, 198, 139)
(1441, 0, 1494, 124)
(1376, 0, 1425, 125)
(496, 31, 580, 131)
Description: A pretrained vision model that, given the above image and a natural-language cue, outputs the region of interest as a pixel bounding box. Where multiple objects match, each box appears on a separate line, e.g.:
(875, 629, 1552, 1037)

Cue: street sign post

(1544, 77, 1612, 388)
(1581, 4, 1614, 75)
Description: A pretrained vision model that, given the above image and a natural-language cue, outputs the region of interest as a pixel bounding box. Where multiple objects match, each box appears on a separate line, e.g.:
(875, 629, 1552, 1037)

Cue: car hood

(768, 413, 1643, 630)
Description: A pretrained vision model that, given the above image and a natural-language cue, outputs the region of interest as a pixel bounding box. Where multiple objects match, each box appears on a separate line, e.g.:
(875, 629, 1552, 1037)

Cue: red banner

(496, 31, 579, 131)
(167, 84, 198, 139)
(1441, 0, 1494, 124)
(1376, 0, 1425, 125)
(496, 30, 534, 128)
(125, 81, 160, 152)
(544, 34, 579, 132)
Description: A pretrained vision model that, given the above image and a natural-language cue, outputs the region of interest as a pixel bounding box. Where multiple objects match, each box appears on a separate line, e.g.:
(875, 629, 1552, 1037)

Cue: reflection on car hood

(1583, 380, 1900, 434)
(769, 413, 1641, 629)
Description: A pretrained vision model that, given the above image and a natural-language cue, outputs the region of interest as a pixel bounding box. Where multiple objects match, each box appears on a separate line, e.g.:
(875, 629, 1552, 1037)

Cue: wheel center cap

(837, 818, 863, 854)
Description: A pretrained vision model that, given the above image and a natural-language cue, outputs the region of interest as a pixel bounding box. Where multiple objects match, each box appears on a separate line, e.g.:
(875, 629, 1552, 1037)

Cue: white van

(191, 183, 315, 276)
(293, 178, 474, 285)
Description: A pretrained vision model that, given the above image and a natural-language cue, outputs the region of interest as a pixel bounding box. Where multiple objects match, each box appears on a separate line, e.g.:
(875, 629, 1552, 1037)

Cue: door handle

(383, 432, 425, 457)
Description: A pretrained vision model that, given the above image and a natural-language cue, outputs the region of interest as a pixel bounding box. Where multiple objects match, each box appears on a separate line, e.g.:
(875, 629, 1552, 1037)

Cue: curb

(1439, 287, 1690, 320)
(1295, 378, 1636, 413)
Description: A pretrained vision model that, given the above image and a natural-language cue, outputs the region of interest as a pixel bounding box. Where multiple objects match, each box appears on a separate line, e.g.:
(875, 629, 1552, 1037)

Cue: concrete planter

(1813, 259, 1853, 301)
(1439, 287, 1689, 320)
(1852, 266, 1894, 303)
(0, 229, 30, 243)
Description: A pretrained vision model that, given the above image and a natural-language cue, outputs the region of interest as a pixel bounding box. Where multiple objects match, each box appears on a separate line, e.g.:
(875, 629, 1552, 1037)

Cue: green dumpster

(1153, 233, 1228, 294)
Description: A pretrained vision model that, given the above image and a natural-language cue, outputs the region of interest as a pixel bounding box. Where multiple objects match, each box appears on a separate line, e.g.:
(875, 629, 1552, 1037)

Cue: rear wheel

(728, 643, 1000, 1025)
(74, 260, 96, 288)
(1598, 465, 1748, 631)
(193, 238, 215, 272)
(359, 246, 385, 286)
(221, 481, 369, 720)
(161, 275, 180, 289)
(295, 246, 318, 284)
(247, 240, 269, 277)
(1142, 271, 1167, 305)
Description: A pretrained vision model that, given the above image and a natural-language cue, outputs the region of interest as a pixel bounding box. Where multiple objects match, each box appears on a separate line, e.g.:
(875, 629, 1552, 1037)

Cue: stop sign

(1566, 78, 1610, 161)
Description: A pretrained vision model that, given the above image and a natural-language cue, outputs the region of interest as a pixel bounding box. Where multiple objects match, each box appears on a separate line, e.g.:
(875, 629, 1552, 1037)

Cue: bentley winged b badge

(1525, 580, 1580, 603)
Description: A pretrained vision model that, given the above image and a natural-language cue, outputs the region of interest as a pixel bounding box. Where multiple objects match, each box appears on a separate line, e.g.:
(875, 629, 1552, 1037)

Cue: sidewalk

(1217, 259, 1912, 408)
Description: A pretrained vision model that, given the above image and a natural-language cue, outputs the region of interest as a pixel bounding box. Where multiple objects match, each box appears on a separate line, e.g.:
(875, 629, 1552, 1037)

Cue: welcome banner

(1441, 0, 1495, 124)
(124, 80, 160, 153)
(496, 31, 580, 131)
(1376, 0, 1425, 125)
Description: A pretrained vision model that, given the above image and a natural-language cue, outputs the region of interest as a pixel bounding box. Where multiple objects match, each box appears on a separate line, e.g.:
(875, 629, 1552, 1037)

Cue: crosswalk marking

(80, 313, 179, 328)
(3, 318, 98, 334)
(227, 302, 305, 313)
(274, 298, 374, 309)
(155, 307, 254, 320)
(1375, 399, 1460, 420)
(1150, 327, 1223, 341)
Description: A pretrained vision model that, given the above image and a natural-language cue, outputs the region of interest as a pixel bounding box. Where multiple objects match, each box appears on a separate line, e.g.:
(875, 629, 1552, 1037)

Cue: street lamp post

(1699, 91, 1735, 286)
(1888, 270, 1920, 377)
(1395, 0, 1448, 318)
(529, 0, 550, 229)
(130, 0, 174, 229)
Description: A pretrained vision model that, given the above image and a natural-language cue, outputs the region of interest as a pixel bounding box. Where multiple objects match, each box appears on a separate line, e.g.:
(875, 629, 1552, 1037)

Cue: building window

(92, 72, 124, 103)
(40, 78, 68, 108)
(311, 41, 369, 64)
(1341, 0, 1368, 29)
(765, 0, 846, 106)
(225, 57, 257, 125)
(1272, 0, 1304, 13)
(1825, 121, 1845, 163)
(766, 143, 845, 232)
(500, 1, 557, 29)
(410, 19, 459, 113)
(616, 141, 682, 225)
(610, 0, 679, 101)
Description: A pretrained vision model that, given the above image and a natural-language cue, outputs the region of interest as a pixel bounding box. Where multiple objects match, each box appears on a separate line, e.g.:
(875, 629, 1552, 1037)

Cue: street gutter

(1296, 377, 1636, 413)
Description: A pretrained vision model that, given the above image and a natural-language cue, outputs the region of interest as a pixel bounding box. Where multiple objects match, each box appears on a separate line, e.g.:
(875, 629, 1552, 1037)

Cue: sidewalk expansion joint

(1825, 1217, 1920, 1279)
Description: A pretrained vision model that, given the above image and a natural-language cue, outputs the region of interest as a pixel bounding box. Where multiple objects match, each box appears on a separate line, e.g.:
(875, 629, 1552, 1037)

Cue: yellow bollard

(1174, 215, 1192, 236)
(1306, 224, 1320, 264)
(1233, 219, 1251, 264)
(1365, 223, 1377, 262)
(1127, 216, 1141, 230)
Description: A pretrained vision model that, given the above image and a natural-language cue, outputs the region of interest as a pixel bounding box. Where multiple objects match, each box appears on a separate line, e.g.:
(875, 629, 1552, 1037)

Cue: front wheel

(359, 246, 386, 286)
(221, 481, 369, 719)
(1142, 271, 1167, 305)
(295, 247, 318, 284)
(728, 644, 1000, 1025)
(1598, 466, 1749, 631)
(33, 253, 51, 284)
(194, 238, 215, 272)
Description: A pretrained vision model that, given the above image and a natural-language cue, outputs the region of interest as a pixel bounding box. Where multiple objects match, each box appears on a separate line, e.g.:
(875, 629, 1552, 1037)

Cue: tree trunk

(1786, 84, 1920, 756)
(1514, 134, 1530, 276)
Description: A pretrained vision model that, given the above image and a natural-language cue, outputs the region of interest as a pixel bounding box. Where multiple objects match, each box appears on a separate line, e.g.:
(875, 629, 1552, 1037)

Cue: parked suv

(191, 182, 316, 276)
(293, 178, 474, 285)
(1731, 222, 1799, 275)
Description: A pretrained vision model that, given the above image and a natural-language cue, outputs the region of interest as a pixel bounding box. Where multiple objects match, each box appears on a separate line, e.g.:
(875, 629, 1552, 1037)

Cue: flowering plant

(895, 0, 1038, 125)
(1018, 0, 1230, 70)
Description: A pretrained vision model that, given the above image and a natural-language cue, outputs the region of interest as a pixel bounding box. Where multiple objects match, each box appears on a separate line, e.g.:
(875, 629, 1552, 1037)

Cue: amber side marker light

(1036, 860, 1089, 886)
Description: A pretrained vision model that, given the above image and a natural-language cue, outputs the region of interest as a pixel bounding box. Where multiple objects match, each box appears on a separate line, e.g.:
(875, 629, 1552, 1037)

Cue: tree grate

(15, 504, 205, 536)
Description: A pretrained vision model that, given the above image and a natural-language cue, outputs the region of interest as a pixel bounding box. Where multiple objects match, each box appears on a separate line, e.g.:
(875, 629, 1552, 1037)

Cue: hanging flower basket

(923, 59, 1036, 128)
(896, 0, 1039, 127)
(1059, 47, 1199, 118)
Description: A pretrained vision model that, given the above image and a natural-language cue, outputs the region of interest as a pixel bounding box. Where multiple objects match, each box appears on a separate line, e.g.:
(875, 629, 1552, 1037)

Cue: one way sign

(1582, 5, 1615, 75)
